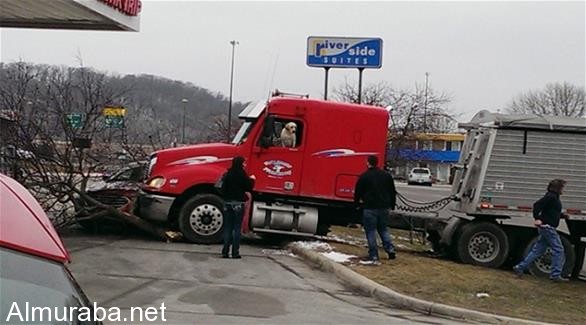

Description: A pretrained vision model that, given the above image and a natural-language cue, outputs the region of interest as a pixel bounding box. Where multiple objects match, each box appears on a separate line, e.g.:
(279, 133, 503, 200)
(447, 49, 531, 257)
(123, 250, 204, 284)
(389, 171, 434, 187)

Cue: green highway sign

(67, 113, 83, 129)
(105, 115, 124, 128)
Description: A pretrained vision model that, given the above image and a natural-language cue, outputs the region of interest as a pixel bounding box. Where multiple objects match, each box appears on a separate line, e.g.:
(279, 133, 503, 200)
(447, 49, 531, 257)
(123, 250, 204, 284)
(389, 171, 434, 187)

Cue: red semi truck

(138, 94, 388, 243)
(138, 94, 586, 278)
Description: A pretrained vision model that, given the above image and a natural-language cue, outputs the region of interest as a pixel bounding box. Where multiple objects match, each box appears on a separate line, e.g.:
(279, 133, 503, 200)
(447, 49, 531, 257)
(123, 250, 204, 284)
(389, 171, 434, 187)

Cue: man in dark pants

(220, 156, 255, 259)
(513, 179, 568, 281)
(354, 155, 397, 265)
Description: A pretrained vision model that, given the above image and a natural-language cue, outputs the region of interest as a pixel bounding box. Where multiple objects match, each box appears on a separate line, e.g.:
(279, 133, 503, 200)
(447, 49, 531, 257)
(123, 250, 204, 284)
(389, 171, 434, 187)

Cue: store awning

(0, 0, 141, 31)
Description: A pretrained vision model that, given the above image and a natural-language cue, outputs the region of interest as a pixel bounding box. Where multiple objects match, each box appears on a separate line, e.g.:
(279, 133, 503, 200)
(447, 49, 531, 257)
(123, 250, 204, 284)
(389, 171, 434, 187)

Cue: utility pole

(181, 98, 188, 143)
(423, 72, 429, 133)
(228, 40, 239, 141)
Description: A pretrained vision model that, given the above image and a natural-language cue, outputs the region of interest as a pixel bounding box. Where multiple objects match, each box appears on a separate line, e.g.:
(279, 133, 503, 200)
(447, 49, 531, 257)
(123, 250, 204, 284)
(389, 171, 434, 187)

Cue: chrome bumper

(136, 191, 175, 222)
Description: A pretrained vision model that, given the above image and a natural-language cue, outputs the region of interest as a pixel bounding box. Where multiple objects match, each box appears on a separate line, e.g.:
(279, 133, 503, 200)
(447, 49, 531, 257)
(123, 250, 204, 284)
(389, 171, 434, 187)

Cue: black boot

(221, 246, 230, 258)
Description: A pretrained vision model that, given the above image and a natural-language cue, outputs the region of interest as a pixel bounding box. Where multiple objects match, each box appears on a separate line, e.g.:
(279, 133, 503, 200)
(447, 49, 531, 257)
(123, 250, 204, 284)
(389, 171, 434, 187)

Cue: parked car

(407, 167, 433, 186)
(0, 173, 100, 324)
(1, 145, 35, 160)
(75, 162, 145, 229)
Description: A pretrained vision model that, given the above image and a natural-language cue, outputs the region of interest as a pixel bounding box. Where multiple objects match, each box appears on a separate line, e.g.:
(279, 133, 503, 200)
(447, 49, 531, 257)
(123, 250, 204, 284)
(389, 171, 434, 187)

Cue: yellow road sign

(103, 107, 126, 116)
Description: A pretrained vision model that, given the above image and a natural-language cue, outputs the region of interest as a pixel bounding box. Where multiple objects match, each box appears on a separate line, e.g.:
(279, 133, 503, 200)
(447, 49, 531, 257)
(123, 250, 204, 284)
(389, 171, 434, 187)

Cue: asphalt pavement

(395, 182, 453, 203)
(63, 232, 472, 324)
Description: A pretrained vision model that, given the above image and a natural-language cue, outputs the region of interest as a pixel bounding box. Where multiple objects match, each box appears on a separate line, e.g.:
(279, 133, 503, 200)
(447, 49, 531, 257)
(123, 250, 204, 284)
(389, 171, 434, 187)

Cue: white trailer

(427, 111, 586, 278)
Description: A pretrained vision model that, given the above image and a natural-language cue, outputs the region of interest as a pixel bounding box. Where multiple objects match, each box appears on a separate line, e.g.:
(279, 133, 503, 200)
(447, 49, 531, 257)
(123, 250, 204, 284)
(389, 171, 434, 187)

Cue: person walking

(513, 179, 568, 281)
(220, 156, 255, 259)
(354, 155, 397, 264)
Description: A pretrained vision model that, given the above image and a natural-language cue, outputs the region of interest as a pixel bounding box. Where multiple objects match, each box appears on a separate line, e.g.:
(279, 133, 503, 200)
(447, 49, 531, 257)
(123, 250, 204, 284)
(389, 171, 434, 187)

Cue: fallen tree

(0, 62, 180, 241)
(69, 186, 181, 242)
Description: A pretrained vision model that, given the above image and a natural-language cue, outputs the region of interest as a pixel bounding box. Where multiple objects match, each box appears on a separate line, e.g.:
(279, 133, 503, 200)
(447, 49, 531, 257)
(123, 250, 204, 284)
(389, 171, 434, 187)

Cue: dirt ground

(327, 226, 586, 325)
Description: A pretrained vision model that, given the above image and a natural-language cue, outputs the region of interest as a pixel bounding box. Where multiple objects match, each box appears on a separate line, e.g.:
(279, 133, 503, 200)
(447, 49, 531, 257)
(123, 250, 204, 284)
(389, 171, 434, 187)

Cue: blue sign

(307, 36, 383, 69)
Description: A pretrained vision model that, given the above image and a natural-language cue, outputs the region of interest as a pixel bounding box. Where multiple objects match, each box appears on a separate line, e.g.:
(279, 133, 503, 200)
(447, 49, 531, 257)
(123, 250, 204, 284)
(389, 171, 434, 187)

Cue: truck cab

(138, 95, 389, 243)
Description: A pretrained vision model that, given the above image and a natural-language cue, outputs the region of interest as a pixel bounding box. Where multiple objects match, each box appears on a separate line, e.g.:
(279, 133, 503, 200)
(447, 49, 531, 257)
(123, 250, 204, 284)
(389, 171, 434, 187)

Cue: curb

(289, 243, 554, 325)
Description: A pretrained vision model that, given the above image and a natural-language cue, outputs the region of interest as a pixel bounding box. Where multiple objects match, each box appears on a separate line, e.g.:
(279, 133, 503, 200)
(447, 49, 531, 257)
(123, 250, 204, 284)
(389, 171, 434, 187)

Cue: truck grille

(89, 194, 129, 208)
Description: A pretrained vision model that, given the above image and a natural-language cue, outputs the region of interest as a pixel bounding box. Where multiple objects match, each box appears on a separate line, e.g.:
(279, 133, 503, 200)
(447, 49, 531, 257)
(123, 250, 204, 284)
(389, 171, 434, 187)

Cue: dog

(280, 121, 297, 148)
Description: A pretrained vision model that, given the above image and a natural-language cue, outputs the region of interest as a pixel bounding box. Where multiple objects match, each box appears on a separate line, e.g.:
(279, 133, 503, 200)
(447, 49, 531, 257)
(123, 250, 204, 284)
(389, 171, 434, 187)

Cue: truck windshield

(232, 121, 254, 145)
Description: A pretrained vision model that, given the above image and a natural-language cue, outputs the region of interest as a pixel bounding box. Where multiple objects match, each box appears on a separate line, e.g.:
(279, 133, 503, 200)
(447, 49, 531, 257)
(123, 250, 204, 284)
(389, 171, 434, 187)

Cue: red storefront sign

(98, 0, 142, 16)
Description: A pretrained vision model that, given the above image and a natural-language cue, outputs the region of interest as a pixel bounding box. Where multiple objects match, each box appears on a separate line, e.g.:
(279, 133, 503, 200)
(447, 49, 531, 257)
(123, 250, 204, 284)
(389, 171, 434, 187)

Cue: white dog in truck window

(280, 122, 297, 148)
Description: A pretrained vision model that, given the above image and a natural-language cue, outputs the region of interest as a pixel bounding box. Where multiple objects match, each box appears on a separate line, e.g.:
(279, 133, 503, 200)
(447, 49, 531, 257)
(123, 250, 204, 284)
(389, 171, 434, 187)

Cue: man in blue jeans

(513, 179, 568, 282)
(354, 155, 397, 265)
(220, 156, 255, 259)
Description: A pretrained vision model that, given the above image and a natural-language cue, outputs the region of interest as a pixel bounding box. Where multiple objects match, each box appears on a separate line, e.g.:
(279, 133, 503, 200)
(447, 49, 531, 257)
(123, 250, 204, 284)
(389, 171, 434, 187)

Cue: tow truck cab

(138, 96, 389, 243)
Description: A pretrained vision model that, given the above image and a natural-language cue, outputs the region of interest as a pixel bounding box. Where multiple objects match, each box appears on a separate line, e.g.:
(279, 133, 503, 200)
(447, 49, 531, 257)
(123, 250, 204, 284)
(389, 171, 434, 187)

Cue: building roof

(461, 110, 586, 133)
(0, 0, 141, 31)
(414, 133, 465, 141)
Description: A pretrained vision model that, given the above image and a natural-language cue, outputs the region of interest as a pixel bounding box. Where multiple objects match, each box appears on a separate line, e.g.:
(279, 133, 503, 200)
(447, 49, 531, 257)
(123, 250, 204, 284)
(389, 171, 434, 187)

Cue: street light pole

(181, 98, 188, 144)
(228, 40, 239, 141)
(423, 72, 429, 133)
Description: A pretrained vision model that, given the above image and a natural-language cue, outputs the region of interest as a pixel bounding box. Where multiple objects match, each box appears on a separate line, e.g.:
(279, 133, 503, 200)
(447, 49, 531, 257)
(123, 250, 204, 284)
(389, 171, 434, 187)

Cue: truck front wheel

(523, 235, 576, 278)
(179, 194, 225, 244)
(457, 222, 510, 268)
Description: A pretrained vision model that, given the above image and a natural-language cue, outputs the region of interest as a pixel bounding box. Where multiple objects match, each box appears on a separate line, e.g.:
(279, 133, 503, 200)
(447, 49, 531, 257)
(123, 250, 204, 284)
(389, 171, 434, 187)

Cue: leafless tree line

(507, 82, 585, 118)
(332, 79, 458, 167)
(333, 79, 457, 135)
(0, 62, 204, 238)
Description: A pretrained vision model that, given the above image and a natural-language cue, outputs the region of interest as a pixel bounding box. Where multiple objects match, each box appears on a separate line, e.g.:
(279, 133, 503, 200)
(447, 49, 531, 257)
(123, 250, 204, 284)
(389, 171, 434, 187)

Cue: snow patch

(319, 233, 365, 246)
(261, 249, 296, 257)
(294, 241, 332, 251)
(320, 251, 356, 263)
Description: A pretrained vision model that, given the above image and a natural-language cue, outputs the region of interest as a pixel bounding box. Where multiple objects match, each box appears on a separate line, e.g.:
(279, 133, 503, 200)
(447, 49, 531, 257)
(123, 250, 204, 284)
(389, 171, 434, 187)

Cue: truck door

(248, 116, 305, 196)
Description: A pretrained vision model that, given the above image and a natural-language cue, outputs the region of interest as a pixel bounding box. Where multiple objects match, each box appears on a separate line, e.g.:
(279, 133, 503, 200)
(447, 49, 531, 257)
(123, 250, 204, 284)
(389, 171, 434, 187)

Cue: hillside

(0, 62, 248, 146)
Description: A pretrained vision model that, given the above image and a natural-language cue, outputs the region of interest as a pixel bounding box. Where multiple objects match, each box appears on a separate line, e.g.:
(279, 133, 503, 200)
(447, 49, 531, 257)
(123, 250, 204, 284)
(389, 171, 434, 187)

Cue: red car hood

(0, 174, 70, 263)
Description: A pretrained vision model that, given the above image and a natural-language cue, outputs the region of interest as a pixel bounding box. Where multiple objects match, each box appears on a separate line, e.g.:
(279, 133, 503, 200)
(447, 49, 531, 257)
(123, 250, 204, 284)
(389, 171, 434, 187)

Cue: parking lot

(63, 231, 471, 324)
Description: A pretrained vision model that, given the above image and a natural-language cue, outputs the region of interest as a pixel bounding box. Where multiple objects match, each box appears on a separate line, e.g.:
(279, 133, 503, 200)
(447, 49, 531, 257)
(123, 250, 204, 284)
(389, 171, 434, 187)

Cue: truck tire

(524, 235, 575, 278)
(179, 194, 225, 244)
(457, 222, 509, 268)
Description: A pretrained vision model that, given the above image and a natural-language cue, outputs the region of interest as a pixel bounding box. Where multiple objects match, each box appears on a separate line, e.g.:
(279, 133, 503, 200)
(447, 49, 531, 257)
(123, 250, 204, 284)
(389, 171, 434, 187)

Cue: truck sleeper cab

(138, 96, 389, 244)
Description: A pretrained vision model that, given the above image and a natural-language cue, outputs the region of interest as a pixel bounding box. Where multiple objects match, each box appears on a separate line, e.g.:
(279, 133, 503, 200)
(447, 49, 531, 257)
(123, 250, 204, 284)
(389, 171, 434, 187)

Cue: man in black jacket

(354, 155, 397, 264)
(220, 156, 255, 259)
(513, 179, 568, 281)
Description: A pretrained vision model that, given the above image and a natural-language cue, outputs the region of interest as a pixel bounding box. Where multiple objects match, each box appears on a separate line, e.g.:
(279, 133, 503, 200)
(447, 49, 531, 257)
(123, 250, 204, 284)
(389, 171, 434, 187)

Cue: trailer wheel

(457, 222, 509, 268)
(524, 235, 575, 278)
(179, 194, 225, 244)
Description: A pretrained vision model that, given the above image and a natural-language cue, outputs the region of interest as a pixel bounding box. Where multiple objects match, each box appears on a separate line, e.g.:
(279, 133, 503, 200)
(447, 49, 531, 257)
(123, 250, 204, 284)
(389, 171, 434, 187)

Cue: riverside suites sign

(98, 0, 142, 16)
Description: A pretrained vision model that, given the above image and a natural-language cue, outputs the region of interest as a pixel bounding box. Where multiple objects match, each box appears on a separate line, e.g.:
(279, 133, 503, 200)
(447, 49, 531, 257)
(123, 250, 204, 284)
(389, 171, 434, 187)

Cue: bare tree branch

(507, 82, 585, 117)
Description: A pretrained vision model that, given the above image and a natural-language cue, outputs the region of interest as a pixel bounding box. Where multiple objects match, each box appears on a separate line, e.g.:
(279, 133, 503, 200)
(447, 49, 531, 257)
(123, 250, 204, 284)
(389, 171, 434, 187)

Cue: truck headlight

(147, 176, 166, 189)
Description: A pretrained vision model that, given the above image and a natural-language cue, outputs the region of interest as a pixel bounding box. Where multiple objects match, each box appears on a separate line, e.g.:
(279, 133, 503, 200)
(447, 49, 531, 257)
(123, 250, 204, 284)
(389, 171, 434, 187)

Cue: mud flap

(439, 216, 463, 246)
(241, 192, 252, 233)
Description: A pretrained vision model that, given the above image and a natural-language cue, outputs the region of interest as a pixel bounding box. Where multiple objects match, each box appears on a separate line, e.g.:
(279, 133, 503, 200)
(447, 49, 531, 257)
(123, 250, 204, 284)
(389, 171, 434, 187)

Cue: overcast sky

(1, 1, 584, 121)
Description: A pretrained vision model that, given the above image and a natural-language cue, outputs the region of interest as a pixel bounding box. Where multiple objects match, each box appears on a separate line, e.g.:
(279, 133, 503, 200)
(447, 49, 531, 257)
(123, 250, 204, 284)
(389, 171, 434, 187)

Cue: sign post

(307, 36, 383, 103)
